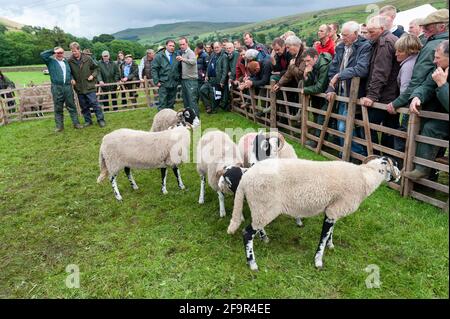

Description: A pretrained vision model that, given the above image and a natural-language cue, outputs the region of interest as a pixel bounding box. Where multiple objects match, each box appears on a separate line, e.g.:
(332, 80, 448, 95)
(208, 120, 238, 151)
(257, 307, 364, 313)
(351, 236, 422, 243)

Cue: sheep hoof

(162, 189, 168, 195)
(199, 198, 204, 204)
(115, 196, 123, 201)
(249, 261, 259, 271)
(327, 243, 335, 250)
(179, 184, 186, 190)
(132, 185, 139, 190)
(296, 218, 304, 228)
(261, 236, 270, 244)
(219, 211, 226, 218)
(315, 260, 323, 269)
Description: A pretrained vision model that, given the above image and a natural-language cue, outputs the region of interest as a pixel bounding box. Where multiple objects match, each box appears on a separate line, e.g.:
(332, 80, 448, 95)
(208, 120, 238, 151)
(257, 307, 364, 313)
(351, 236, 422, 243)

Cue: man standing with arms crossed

(177, 37, 200, 117)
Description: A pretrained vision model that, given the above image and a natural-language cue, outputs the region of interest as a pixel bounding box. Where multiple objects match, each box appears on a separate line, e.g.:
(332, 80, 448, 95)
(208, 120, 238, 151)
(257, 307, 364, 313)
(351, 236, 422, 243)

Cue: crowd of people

(38, 5, 448, 181)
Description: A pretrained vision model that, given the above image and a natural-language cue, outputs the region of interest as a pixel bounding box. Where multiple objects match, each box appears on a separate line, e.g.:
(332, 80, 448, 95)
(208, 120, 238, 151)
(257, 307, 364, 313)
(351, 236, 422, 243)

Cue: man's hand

(386, 102, 397, 114)
(432, 67, 448, 87)
(87, 75, 94, 81)
(314, 41, 320, 47)
(122, 77, 128, 82)
(99, 81, 105, 86)
(289, 58, 296, 66)
(157, 82, 162, 88)
(71, 79, 76, 86)
(176, 56, 184, 62)
(329, 74, 339, 89)
(326, 91, 336, 102)
(409, 97, 422, 115)
(360, 97, 374, 107)
(140, 79, 146, 83)
(271, 83, 280, 92)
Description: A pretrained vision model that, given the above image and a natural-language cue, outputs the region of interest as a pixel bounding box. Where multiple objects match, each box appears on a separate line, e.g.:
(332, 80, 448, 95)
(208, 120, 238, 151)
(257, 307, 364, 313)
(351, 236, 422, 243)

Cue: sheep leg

(296, 217, 304, 227)
(326, 229, 335, 249)
(218, 191, 226, 217)
(198, 175, 206, 204)
(258, 229, 270, 243)
(161, 168, 168, 195)
(124, 167, 139, 190)
(110, 175, 123, 201)
(172, 166, 185, 190)
(314, 216, 335, 269)
(243, 225, 259, 271)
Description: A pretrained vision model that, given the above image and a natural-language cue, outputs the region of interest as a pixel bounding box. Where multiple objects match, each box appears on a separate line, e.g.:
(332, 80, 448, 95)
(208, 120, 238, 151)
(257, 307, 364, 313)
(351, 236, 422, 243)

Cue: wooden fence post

(361, 105, 374, 156)
(143, 77, 152, 108)
(249, 87, 257, 123)
(301, 92, 309, 146)
(342, 77, 360, 162)
(402, 112, 421, 197)
(0, 96, 7, 126)
(269, 80, 277, 128)
(73, 89, 82, 117)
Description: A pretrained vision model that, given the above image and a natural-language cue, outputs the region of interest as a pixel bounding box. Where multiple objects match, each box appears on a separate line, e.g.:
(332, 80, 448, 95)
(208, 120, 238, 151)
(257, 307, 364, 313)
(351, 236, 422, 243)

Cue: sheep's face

(250, 134, 282, 165)
(178, 108, 200, 128)
(218, 166, 247, 194)
(378, 157, 401, 183)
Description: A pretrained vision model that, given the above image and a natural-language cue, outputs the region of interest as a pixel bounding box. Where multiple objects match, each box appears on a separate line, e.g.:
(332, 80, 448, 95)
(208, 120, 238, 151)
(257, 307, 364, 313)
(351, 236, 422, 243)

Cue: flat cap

(420, 9, 449, 26)
(125, 54, 133, 58)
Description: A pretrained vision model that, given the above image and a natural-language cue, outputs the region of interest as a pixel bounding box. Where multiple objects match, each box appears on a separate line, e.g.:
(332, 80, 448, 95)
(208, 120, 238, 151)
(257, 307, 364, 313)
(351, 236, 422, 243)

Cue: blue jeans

(78, 92, 104, 124)
(337, 101, 367, 157)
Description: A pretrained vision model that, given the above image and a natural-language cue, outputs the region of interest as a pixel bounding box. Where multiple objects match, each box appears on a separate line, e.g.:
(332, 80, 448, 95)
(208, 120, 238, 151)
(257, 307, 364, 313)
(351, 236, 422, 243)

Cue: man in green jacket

(403, 40, 449, 181)
(301, 48, 333, 147)
(199, 42, 229, 113)
(40, 47, 83, 132)
(97, 50, 120, 111)
(68, 42, 105, 127)
(151, 40, 181, 110)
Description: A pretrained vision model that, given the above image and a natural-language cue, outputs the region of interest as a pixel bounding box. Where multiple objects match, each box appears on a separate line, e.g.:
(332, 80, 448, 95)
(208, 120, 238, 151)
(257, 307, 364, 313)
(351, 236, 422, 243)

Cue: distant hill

(196, 0, 447, 45)
(113, 21, 251, 44)
(0, 17, 24, 31)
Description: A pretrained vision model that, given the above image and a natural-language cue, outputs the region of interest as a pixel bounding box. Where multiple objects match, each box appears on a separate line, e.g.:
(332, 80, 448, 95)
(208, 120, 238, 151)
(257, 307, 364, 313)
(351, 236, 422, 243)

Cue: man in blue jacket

(40, 47, 83, 132)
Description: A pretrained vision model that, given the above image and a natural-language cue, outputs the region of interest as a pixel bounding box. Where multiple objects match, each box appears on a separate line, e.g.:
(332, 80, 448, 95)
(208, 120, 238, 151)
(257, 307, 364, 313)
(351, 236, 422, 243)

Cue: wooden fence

(231, 78, 449, 211)
(0, 79, 182, 125)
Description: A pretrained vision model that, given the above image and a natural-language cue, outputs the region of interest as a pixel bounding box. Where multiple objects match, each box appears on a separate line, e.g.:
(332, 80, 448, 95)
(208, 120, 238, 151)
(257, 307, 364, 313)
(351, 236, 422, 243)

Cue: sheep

(237, 131, 303, 227)
(150, 108, 200, 132)
(226, 155, 401, 271)
(196, 130, 245, 217)
(97, 124, 191, 201)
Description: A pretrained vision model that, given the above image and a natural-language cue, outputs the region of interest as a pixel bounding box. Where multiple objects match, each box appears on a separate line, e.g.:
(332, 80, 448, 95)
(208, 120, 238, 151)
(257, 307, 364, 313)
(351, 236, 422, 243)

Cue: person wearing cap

(402, 40, 449, 181)
(139, 49, 155, 83)
(177, 37, 200, 117)
(97, 50, 121, 111)
(68, 42, 105, 128)
(119, 54, 139, 107)
(387, 9, 449, 114)
(151, 39, 181, 110)
(40, 46, 83, 132)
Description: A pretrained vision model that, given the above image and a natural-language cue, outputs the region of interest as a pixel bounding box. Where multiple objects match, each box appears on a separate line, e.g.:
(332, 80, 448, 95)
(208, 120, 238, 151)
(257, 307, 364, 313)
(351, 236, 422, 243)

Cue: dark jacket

(365, 31, 400, 103)
(272, 48, 291, 77)
(40, 49, 73, 86)
(120, 62, 139, 82)
(197, 50, 209, 82)
(278, 45, 306, 87)
(151, 49, 181, 88)
(327, 35, 373, 98)
(206, 50, 228, 86)
(97, 60, 120, 84)
(303, 53, 333, 95)
(228, 50, 240, 81)
(392, 25, 406, 39)
(68, 53, 99, 94)
(250, 58, 272, 88)
(246, 42, 269, 61)
(0, 75, 15, 90)
(411, 69, 449, 113)
(392, 31, 449, 109)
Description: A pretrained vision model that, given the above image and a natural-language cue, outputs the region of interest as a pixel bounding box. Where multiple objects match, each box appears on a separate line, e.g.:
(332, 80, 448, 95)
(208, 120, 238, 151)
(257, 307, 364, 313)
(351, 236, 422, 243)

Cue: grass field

(0, 106, 448, 299)
(2, 71, 50, 87)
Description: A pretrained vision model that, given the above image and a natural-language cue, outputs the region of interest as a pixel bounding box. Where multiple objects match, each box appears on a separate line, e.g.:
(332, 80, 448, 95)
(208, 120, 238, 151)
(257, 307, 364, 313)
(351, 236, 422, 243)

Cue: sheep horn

(362, 155, 380, 164)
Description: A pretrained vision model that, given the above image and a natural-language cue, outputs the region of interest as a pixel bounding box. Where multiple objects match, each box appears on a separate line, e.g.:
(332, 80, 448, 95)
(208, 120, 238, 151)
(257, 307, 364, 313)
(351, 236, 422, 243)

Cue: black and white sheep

(97, 124, 191, 201)
(150, 108, 200, 132)
(227, 155, 401, 271)
(196, 130, 244, 217)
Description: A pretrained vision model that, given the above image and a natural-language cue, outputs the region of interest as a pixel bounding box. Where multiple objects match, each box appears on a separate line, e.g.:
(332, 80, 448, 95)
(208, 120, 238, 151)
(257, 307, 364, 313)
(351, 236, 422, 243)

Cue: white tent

(394, 4, 437, 29)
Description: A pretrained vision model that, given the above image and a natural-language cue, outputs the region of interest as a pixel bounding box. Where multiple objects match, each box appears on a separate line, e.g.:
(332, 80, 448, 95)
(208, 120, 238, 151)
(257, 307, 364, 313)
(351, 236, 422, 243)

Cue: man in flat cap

(98, 50, 120, 111)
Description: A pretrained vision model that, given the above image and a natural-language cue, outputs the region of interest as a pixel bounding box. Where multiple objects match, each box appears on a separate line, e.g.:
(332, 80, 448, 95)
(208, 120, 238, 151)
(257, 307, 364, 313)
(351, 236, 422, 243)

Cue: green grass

(0, 107, 448, 299)
(3, 71, 50, 87)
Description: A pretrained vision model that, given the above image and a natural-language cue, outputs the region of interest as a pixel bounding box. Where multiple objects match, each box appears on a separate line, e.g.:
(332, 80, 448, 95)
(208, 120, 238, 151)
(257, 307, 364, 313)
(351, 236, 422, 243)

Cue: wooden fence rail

(230, 78, 449, 211)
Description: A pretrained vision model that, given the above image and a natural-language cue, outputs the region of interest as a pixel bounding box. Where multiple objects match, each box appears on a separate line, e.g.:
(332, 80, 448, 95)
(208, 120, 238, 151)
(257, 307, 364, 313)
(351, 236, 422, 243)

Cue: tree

(0, 24, 7, 35)
(93, 34, 115, 43)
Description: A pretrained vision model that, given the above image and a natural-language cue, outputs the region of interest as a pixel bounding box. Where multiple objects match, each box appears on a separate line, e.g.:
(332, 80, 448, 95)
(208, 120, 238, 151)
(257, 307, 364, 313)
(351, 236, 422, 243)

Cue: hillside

(195, 0, 447, 45)
(112, 21, 250, 44)
(0, 17, 24, 31)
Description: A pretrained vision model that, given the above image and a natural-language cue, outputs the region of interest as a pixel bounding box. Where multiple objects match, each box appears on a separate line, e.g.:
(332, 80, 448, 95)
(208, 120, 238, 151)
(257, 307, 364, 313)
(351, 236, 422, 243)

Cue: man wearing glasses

(41, 47, 83, 132)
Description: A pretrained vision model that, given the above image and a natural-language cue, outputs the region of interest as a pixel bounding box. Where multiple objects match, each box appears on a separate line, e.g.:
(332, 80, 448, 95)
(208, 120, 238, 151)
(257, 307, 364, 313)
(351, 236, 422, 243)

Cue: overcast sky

(0, 0, 378, 38)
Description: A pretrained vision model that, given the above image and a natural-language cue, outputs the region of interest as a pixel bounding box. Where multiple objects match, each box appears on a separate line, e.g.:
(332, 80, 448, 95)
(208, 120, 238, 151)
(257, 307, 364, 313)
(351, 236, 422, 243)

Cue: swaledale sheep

(97, 125, 191, 201)
(150, 108, 200, 132)
(196, 130, 244, 217)
(227, 155, 401, 271)
(237, 131, 303, 227)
